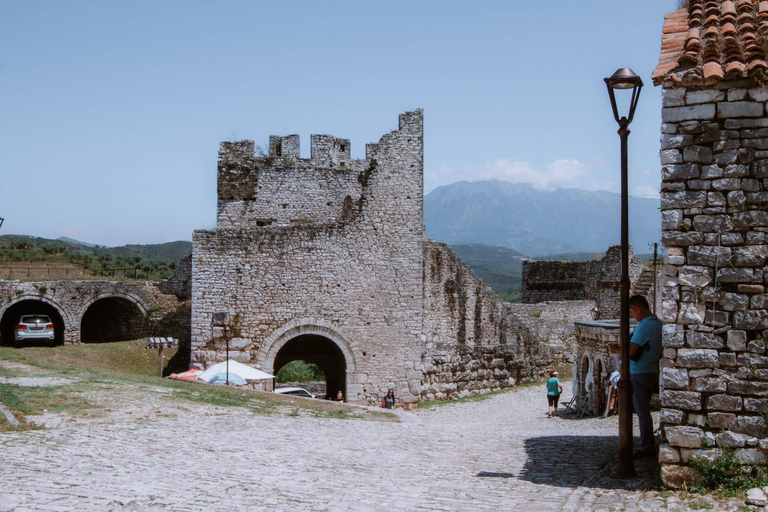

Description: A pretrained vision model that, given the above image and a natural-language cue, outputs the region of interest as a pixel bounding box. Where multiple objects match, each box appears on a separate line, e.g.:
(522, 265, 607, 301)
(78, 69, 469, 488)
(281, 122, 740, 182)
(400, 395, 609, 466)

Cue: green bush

(690, 449, 768, 492)
(276, 360, 324, 383)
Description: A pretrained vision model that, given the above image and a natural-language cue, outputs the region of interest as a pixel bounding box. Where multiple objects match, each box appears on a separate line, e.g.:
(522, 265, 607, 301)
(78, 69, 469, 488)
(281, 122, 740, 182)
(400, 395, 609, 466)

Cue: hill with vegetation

(0, 235, 192, 281)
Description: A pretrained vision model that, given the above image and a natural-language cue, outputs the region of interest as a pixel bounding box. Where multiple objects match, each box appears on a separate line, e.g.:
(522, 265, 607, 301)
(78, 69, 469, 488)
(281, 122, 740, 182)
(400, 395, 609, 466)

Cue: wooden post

(158, 346, 164, 377)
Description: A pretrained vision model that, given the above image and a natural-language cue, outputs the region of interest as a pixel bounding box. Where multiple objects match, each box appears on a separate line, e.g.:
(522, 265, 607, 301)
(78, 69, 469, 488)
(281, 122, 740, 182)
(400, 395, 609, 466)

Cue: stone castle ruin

(191, 110, 587, 407)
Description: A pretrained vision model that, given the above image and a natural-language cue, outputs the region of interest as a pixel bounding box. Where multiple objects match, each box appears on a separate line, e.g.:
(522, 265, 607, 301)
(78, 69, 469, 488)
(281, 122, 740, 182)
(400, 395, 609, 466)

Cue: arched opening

(273, 334, 346, 401)
(0, 299, 65, 347)
(595, 358, 605, 414)
(81, 297, 146, 343)
(580, 354, 592, 397)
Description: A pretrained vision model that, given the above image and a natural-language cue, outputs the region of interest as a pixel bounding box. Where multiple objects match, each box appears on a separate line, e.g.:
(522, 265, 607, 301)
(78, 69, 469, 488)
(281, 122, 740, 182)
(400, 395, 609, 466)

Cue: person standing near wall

(546, 371, 563, 418)
(609, 295, 663, 459)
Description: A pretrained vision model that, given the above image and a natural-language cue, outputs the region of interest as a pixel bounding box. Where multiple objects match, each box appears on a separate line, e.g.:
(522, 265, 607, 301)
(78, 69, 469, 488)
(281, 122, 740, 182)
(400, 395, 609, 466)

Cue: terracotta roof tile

(652, 0, 768, 85)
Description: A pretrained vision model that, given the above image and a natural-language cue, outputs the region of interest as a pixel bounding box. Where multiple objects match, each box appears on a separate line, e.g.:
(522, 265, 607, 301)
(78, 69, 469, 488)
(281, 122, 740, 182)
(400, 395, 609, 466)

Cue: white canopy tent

(198, 360, 274, 383)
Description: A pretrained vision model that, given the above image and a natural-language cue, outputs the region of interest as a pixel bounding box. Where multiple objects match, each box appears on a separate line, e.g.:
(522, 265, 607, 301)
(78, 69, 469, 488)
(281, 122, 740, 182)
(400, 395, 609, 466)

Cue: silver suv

(15, 315, 55, 344)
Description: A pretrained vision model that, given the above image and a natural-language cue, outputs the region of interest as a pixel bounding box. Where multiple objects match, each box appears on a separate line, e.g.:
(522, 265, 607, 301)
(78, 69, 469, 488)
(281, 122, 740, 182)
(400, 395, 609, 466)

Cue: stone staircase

(632, 265, 661, 311)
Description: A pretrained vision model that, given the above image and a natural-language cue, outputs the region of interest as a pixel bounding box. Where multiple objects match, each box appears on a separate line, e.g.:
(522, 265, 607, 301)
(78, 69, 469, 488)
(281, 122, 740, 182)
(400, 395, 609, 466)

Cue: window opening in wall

(274, 141, 282, 156)
(339, 144, 346, 153)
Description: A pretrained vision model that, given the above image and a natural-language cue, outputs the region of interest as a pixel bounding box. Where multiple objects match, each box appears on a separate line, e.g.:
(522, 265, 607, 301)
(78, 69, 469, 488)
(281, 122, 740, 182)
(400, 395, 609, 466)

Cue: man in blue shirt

(610, 295, 663, 459)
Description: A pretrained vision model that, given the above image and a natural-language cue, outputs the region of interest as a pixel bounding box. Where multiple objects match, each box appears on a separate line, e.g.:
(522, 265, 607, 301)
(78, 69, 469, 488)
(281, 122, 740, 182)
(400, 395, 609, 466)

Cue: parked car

(15, 315, 55, 345)
(274, 387, 315, 399)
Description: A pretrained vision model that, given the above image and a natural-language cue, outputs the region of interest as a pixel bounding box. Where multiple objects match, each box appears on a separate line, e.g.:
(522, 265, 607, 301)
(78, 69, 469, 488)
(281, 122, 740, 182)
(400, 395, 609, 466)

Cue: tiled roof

(652, 0, 768, 86)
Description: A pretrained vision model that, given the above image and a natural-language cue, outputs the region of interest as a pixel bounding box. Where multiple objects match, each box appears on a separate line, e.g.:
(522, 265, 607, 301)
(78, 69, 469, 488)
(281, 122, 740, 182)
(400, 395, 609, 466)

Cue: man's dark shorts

(547, 394, 560, 407)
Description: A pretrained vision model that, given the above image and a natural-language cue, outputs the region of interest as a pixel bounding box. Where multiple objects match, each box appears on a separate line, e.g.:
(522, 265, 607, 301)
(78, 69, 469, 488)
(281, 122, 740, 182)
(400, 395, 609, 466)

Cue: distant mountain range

(424, 180, 661, 257)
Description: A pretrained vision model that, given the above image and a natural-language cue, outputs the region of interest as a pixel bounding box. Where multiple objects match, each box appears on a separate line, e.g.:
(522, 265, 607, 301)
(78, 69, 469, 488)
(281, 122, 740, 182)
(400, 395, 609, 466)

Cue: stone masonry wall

(522, 245, 645, 319)
(658, 80, 768, 488)
(422, 240, 592, 399)
(192, 110, 426, 407)
(0, 279, 189, 346)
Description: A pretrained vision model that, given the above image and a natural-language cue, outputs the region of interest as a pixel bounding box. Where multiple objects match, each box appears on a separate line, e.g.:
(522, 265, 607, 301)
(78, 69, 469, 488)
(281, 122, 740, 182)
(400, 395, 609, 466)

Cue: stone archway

(0, 297, 67, 346)
(80, 295, 148, 343)
(262, 321, 357, 402)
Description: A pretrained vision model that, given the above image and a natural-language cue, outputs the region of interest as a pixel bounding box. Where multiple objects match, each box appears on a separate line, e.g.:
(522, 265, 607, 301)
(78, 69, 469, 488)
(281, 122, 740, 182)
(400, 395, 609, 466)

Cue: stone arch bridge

(0, 279, 189, 347)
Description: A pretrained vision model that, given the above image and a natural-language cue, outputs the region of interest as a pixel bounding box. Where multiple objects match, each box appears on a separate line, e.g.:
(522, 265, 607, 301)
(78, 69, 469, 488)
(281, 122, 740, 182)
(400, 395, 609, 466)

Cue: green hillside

(449, 243, 525, 301)
(0, 235, 192, 281)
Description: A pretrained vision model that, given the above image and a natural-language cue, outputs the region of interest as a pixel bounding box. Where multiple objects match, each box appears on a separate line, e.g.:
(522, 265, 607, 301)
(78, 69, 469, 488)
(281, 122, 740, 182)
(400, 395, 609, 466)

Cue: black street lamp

(0, 217, 4, 229)
(224, 325, 231, 386)
(605, 67, 643, 478)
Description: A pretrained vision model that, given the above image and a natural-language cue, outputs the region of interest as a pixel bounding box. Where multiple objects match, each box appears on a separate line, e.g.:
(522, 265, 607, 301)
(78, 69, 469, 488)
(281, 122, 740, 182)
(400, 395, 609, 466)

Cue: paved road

(0, 384, 737, 511)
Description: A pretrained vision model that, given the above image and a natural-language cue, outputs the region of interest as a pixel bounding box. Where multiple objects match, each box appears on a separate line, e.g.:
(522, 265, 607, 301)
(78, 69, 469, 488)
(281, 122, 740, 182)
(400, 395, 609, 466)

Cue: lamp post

(224, 325, 231, 386)
(0, 217, 4, 229)
(605, 67, 643, 477)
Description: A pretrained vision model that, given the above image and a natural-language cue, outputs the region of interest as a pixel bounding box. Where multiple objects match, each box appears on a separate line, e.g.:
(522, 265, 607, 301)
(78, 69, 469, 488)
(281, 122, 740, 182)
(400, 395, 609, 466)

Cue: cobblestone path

(0, 385, 740, 511)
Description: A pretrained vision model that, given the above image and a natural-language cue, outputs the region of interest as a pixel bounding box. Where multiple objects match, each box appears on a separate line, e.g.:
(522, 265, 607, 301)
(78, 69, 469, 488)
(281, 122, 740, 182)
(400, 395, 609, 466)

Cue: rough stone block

(754, 159, 768, 178)
(748, 339, 766, 353)
(659, 443, 681, 463)
(734, 211, 768, 228)
(720, 293, 750, 312)
(678, 266, 713, 287)
(711, 178, 742, 190)
(719, 268, 761, 283)
(663, 88, 686, 106)
(709, 412, 737, 430)
(720, 352, 738, 367)
(744, 398, 768, 413)
(752, 295, 768, 309)
(729, 380, 768, 397)
(732, 246, 768, 267)
(734, 310, 768, 330)
(736, 448, 767, 465)
(660, 407, 684, 425)
(700, 164, 724, 179)
(660, 149, 683, 165)
(707, 394, 743, 412)
(683, 147, 713, 164)
(693, 377, 727, 393)
(663, 104, 716, 123)
(663, 368, 689, 390)
(724, 164, 749, 177)
(660, 464, 701, 490)
(687, 244, 732, 265)
(687, 90, 725, 104)
(663, 324, 685, 348)
(738, 416, 768, 437)
(676, 348, 719, 368)
(718, 101, 764, 118)
(728, 330, 748, 351)
(686, 331, 724, 349)
(666, 425, 705, 447)
(662, 232, 705, 247)
(662, 390, 702, 410)
(677, 303, 706, 325)
(716, 431, 747, 447)
(661, 191, 708, 210)
(662, 133, 694, 149)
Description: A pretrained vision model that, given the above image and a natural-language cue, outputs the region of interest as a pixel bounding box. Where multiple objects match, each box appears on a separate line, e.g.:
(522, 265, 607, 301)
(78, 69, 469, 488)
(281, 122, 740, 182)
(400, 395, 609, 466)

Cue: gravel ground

(0, 380, 746, 511)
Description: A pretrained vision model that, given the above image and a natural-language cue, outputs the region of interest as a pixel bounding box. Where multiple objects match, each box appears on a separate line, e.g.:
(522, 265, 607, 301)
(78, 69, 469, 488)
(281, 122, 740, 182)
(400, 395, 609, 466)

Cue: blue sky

(1, 0, 677, 246)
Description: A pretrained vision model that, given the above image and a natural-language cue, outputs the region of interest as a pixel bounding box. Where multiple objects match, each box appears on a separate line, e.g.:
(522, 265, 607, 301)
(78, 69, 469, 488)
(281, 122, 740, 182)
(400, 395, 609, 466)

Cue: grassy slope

(0, 340, 392, 431)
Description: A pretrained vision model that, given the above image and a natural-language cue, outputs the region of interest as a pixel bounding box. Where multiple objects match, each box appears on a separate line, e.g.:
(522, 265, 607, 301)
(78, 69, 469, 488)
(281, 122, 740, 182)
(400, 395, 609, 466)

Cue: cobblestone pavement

(0, 385, 742, 511)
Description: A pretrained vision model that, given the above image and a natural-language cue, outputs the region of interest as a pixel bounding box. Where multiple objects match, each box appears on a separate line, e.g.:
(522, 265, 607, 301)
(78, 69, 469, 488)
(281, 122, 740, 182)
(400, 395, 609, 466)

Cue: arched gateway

(262, 323, 356, 402)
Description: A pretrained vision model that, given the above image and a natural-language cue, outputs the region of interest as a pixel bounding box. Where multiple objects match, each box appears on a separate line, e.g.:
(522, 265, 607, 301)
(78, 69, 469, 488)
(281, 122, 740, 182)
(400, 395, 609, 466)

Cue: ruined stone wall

(421, 240, 592, 399)
(522, 245, 645, 318)
(192, 110, 425, 406)
(658, 80, 768, 487)
(156, 254, 192, 301)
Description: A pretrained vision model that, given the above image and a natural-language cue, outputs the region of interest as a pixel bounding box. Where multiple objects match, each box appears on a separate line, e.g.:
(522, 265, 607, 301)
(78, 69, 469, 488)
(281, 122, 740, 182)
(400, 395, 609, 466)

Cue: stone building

(191, 110, 587, 407)
(653, 0, 768, 487)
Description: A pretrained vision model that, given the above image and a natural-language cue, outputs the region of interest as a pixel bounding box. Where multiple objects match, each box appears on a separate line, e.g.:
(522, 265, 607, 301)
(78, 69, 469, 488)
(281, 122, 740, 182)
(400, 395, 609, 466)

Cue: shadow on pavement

(509, 435, 656, 489)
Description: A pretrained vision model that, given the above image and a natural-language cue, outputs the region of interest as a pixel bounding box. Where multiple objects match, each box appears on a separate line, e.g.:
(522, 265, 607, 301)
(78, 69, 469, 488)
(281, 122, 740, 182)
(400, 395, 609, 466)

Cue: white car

(274, 387, 315, 399)
(15, 315, 55, 345)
